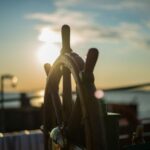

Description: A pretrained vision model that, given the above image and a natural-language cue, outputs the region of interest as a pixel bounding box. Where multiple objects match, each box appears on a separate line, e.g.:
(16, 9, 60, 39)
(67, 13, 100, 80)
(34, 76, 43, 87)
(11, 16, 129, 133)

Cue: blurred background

(0, 0, 150, 147)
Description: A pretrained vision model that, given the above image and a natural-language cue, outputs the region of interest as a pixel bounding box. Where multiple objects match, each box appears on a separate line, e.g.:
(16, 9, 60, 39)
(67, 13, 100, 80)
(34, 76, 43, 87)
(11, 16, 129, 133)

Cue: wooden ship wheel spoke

(43, 25, 107, 150)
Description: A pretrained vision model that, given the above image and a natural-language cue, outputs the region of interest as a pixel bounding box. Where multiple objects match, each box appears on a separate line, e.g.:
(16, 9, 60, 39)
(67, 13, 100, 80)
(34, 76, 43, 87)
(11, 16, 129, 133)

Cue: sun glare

(38, 27, 61, 43)
(37, 27, 61, 64)
(30, 90, 45, 107)
(38, 44, 60, 64)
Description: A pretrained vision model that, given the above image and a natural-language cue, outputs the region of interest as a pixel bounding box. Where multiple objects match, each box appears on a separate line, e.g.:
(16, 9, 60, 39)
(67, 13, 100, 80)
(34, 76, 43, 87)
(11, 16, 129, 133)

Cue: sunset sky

(0, 0, 150, 92)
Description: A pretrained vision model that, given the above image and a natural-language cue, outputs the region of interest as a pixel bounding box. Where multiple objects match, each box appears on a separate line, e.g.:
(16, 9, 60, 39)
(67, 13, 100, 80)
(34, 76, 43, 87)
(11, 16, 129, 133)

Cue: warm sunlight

(38, 27, 61, 43)
(38, 43, 60, 64)
(30, 90, 45, 107)
(37, 27, 61, 64)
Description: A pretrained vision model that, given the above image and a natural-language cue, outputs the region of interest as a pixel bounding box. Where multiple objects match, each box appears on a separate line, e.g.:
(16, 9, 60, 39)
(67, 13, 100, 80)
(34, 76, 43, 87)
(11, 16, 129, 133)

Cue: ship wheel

(43, 25, 107, 150)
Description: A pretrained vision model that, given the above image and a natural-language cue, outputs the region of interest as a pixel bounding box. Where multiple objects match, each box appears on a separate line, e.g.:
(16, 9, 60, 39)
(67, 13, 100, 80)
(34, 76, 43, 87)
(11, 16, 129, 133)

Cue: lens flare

(94, 90, 104, 99)
(38, 44, 60, 64)
(37, 27, 61, 64)
(38, 27, 61, 43)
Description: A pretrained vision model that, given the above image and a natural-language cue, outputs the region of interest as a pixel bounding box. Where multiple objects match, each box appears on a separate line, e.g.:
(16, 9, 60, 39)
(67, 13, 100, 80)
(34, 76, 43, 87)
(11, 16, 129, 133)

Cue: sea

(0, 90, 150, 119)
(104, 90, 150, 119)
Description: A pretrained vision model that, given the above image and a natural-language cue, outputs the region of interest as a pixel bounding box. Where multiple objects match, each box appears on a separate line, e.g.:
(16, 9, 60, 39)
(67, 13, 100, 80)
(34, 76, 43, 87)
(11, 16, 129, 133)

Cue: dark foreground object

(124, 143, 150, 150)
(0, 107, 43, 132)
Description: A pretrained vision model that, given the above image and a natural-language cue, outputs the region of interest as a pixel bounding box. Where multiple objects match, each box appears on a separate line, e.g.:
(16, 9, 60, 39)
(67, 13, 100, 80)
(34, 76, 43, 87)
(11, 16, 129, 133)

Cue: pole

(0, 76, 5, 132)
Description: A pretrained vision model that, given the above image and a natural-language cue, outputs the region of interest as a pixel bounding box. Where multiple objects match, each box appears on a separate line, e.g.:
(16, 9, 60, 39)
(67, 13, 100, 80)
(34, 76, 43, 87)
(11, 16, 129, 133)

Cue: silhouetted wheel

(43, 25, 106, 150)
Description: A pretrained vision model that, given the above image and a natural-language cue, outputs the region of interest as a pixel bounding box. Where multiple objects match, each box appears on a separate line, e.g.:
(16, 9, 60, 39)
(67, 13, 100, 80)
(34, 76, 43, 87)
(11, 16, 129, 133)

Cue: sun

(37, 27, 61, 64)
(38, 27, 61, 43)
(38, 44, 60, 64)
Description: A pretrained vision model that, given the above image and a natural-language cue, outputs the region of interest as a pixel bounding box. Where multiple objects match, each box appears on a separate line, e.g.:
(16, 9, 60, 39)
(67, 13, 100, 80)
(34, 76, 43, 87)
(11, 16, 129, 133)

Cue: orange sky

(0, 0, 150, 92)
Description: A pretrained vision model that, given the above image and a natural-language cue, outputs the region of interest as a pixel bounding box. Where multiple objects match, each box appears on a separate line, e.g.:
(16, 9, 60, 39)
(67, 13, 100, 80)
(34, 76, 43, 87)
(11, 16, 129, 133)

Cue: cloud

(26, 9, 90, 28)
(26, 1, 150, 50)
(96, 1, 150, 11)
(54, 0, 81, 8)
(54, 0, 150, 11)
(26, 9, 95, 45)
(146, 21, 150, 28)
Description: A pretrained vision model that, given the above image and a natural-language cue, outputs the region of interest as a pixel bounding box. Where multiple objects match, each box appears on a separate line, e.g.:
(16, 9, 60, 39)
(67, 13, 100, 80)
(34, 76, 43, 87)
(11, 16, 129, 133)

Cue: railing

(0, 93, 43, 133)
(0, 130, 44, 150)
